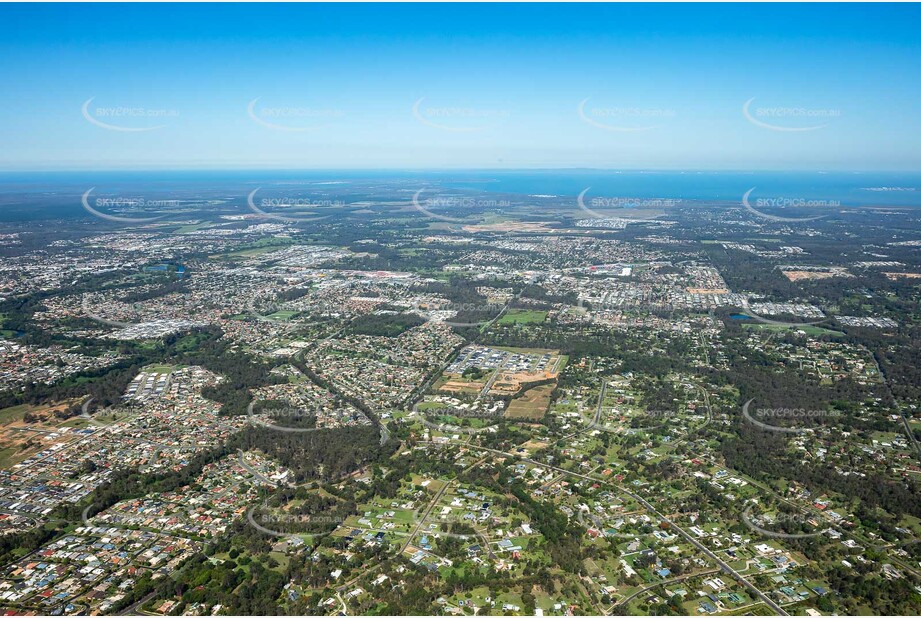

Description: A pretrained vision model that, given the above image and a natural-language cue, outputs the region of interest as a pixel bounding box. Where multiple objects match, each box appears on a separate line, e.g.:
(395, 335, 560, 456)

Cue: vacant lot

(439, 375, 489, 395)
(506, 384, 555, 420)
(741, 323, 844, 337)
(0, 402, 82, 467)
(498, 309, 548, 325)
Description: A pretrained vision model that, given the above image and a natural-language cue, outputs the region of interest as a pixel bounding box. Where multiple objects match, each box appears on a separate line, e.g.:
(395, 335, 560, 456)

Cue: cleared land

(506, 384, 555, 420)
(498, 309, 548, 325)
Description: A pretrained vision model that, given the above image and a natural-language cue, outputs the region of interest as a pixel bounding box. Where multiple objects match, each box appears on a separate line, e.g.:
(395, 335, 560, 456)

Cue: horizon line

(1, 167, 919, 175)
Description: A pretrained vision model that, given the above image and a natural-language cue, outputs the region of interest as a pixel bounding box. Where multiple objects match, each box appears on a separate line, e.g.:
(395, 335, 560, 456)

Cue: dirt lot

(505, 384, 555, 420)
(0, 402, 83, 467)
(783, 270, 839, 281)
(884, 272, 921, 280)
(438, 376, 488, 394)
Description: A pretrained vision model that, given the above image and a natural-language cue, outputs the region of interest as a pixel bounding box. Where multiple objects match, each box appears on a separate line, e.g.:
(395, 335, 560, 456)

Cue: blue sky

(1, 2, 919, 171)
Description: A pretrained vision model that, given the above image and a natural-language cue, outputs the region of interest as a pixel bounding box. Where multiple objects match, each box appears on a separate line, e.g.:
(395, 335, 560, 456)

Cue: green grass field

(174, 222, 221, 234)
(145, 364, 177, 374)
(498, 309, 548, 325)
(0, 404, 36, 426)
(741, 323, 844, 337)
(266, 310, 299, 321)
(416, 401, 448, 411)
(492, 345, 559, 355)
(210, 241, 292, 259)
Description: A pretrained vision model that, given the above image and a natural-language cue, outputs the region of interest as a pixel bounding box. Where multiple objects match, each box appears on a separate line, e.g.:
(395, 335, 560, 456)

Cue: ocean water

(433, 170, 921, 207)
(0, 170, 918, 221)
